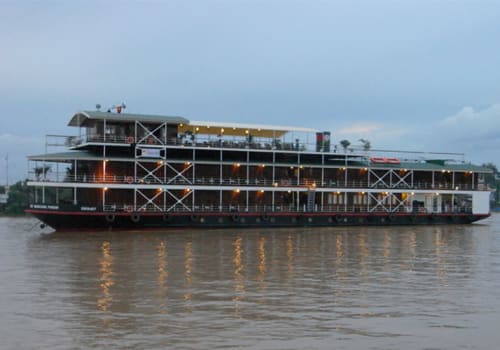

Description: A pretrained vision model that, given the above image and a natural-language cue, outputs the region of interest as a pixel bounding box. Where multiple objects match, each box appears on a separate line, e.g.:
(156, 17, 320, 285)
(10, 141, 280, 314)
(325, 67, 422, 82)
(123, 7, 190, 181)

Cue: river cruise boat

(26, 108, 492, 230)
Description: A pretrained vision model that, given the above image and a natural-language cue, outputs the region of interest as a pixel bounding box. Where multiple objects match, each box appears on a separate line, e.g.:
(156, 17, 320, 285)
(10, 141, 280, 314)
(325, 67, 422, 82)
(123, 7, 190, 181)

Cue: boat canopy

(68, 111, 320, 138)
(179, 120, 319, 138)
(68, 111, 189, 127)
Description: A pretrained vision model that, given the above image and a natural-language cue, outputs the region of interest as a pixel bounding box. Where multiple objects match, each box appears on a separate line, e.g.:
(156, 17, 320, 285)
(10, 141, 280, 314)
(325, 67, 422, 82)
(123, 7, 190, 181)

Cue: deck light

(260, 190, 265, 193)
(103, 187, 108, 191)
(235, 189, 240, 193)
(273, 182, 278, 187)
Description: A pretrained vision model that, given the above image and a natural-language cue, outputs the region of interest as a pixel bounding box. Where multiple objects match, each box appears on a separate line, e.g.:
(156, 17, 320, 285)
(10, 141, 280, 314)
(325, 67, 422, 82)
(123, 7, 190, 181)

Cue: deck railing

(100, 203, 473, 214)
(28, 172, 483, 191)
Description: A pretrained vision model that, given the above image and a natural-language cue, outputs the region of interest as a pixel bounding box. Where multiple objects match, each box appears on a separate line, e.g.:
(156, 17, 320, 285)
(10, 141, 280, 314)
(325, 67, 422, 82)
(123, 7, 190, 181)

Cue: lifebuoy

(126, 176, 133, 184)
(190, 215, 199, 222)
(131, 213, 140, 223)
(105, 214, 115, 223)
(232, 214, 240, 222)
(127, 136, 134, 144)
(261, 213, 269, 221)
(163, 214, 172, 223)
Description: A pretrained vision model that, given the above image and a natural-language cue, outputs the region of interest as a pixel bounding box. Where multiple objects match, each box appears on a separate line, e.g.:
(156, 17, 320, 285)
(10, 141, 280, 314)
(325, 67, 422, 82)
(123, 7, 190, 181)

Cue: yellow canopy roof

(179, 120, 319, 138)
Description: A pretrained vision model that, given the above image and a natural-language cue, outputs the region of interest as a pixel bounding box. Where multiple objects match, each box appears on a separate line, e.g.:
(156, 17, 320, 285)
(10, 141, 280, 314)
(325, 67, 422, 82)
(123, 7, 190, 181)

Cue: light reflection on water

(0, 215, 499, 349)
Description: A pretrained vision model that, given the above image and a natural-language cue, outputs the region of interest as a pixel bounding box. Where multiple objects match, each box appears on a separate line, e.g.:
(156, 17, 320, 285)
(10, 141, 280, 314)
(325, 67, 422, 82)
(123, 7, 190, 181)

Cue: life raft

(370, 157, 401, 164)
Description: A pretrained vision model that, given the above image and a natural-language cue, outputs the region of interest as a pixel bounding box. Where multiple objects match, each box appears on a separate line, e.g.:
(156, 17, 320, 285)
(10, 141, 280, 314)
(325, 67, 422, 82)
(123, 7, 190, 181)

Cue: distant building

(0, 193, 8, 211)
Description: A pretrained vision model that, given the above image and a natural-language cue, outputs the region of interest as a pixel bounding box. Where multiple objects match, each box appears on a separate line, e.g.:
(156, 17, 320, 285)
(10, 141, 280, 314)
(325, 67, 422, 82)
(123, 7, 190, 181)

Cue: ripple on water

(0, 215, 500, 349)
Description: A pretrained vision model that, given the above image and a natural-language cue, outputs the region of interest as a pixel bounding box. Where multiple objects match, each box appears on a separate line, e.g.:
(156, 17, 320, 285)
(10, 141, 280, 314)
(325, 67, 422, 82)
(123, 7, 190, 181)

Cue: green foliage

(339, 139, 351, 151)
(33, 165, 51, 180)
(482, 163, 499, 204)
(359, 138, 371, 151)
(5, 180, 30, 214)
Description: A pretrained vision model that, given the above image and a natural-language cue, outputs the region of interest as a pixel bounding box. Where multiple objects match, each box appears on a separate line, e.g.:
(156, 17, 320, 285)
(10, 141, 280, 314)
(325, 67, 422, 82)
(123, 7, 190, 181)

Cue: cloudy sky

(1, 0, 499, 183)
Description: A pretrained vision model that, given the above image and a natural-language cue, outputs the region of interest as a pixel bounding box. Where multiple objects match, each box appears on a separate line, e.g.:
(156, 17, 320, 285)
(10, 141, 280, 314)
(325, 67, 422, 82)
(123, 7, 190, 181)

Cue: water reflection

(358, 232, 369, 279)
(156, 240, 168, 313)
(286, 235, 294, 279)
(383, 231, 391, 269)
(435, 228, 449, 287)
(233, 236, 245, 317)
(21, 220, 497, 350)
(257, 236, 266, 289)
(184, 241, 193, 310)
(97, 241, 114, 312)
(334, 234, 345, 282)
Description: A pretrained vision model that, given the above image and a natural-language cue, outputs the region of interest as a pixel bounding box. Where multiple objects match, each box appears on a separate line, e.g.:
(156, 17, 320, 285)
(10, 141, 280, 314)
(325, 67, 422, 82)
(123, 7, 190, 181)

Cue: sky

(1, 0, 500, 183)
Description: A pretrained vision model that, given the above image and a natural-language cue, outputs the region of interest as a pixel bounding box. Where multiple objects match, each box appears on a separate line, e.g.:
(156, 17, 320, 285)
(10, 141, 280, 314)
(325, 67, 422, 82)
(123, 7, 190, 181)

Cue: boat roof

(180, 120, 319, 138)
(370, 161, 491, 173)
(68, 111, 319, 138)
(68, 111, 189, 127)
(28, 151, 97, 161)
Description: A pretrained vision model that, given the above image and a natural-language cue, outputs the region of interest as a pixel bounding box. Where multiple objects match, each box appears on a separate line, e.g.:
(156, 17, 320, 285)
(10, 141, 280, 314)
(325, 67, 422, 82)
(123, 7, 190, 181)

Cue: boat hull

(25, 209, 490, 231)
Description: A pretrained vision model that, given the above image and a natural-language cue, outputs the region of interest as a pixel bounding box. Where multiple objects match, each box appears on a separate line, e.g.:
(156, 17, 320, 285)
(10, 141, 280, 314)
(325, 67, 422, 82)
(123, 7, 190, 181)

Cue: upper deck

(39, 110, 487, 173)
(67, 110, 319, 149)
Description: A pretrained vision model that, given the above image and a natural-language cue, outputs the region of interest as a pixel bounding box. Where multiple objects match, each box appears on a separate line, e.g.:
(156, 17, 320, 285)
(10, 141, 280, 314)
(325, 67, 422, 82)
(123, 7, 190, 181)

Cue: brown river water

(1, 214, 499, 349)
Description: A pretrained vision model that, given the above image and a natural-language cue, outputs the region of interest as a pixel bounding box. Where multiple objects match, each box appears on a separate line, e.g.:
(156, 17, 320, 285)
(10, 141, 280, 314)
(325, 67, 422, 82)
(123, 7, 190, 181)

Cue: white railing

(27, 172, 482, 191)
(99, 203, 473, 214)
